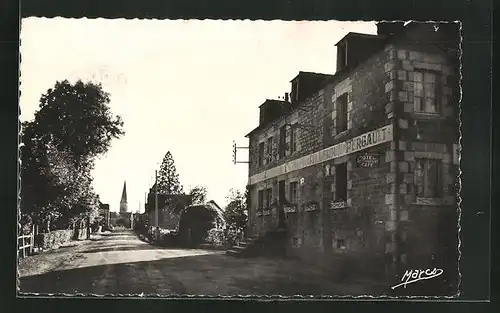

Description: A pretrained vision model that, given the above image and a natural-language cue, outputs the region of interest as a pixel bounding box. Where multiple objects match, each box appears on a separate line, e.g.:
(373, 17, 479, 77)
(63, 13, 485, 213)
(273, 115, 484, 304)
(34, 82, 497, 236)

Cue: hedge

(35, 228, 88, 251)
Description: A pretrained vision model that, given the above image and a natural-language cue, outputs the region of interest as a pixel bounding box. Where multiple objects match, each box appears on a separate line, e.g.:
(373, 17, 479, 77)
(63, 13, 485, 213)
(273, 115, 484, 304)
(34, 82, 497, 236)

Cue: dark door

(278, 180, 286, 228)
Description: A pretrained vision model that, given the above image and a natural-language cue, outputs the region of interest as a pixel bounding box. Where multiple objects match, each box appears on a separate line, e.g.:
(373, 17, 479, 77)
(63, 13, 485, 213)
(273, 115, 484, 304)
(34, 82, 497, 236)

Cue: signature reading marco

(391, 268, 444, 290)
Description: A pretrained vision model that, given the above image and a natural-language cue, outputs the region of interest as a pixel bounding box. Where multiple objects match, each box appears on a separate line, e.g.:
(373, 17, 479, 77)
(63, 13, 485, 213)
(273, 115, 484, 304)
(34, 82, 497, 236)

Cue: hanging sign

(356, 153, 380, 168)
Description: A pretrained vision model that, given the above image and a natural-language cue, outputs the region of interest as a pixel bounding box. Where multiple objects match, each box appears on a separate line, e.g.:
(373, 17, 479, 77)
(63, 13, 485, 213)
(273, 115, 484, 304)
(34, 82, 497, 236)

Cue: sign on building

(249, 124, 393, 184)
(356, 153, 380, 168)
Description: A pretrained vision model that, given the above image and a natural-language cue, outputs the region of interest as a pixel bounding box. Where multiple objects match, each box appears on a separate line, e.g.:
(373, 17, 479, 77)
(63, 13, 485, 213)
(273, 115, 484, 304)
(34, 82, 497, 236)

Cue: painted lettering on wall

(249, 124, 393, 185)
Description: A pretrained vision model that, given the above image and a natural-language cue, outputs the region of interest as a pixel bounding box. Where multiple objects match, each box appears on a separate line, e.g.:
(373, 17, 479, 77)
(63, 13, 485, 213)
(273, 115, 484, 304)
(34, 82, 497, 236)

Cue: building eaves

(334, 32, 385, 46)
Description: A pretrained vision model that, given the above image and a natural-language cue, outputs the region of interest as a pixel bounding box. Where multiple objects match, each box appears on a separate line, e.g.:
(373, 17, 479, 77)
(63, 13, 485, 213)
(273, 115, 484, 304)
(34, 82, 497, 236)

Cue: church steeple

(120, 181, 128, 213)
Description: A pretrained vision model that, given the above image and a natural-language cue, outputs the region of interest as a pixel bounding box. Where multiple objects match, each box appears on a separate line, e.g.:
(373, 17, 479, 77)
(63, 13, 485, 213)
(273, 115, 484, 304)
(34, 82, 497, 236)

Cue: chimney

(376, 22, 405, 36)
(284, 92, 289, 103)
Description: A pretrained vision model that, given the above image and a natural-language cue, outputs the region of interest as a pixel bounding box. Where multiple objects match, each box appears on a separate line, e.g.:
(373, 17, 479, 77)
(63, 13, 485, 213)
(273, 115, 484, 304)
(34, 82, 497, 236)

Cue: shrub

(35, 229, 73, 250)
(205, 228, 225, 246)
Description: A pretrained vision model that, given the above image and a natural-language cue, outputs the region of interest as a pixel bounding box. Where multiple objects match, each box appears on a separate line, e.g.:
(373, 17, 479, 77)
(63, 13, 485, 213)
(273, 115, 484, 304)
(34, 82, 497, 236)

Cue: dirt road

(18, 230, 385, 296)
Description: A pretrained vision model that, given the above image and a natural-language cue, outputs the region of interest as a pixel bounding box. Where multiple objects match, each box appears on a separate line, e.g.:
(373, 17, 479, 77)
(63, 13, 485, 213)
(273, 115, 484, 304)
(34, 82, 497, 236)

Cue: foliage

(188, 185, 208, 205)
(20, 80, 124, 231)
(178, 205, 220, 247)
(33, 80, 124, 166)
(205, 228, 225, 246)
(157, 151, 183, 195)
(225, 226, 244, 246)
(223, 188, 248, 231)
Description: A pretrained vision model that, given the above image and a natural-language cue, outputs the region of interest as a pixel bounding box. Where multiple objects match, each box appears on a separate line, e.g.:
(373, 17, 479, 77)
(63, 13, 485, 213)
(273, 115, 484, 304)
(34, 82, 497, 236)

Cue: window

(414, 71, 439, 114)
(258, 142, 264, 167)
(265, 188, 273, 208)
(289, 182, 298, 203)
(336, 93, 348, 133)
(279, 126, 286, 158)
(266, 137, 273, 163)
(258, 190, 264, 210)
(415, 159, 442, 198)
(290, 125, 297, 153)
(335, 163, 348, 202)
(336, 238, 346, 249)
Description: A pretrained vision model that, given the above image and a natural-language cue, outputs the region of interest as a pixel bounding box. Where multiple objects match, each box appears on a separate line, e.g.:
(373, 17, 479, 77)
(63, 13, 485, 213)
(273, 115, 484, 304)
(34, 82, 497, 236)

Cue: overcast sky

(20, 18, 376, 212)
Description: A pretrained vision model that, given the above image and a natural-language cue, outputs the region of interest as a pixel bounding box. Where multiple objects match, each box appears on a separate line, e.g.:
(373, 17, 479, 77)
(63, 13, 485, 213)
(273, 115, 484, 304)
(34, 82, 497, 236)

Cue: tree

(32, 80, 124, 167)
(188, 185, 208, 205)
(223, 188, 248, 231)
(157, 151, 183, 195)
(20, 79, 124, 231)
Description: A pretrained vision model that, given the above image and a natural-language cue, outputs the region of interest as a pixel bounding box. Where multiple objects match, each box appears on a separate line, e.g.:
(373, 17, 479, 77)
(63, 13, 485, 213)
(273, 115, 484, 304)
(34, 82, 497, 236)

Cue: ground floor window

(415, 158, 443, 198)
(265, 188, 273, 208)
(258, 190, 264, 210)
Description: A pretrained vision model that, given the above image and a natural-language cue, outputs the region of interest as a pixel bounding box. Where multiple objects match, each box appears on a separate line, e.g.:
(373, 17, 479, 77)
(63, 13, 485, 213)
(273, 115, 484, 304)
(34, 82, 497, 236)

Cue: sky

(20, 18, 377, 213)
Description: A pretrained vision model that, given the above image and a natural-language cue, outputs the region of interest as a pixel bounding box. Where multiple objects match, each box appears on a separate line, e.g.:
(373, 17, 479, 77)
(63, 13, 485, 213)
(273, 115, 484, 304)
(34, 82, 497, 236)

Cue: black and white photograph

(17, 18, 463, 298)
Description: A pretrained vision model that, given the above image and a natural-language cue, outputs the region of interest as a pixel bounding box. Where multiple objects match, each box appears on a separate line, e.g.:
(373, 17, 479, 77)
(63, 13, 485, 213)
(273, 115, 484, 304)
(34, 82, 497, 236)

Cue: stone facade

(245, 23, 459, 283)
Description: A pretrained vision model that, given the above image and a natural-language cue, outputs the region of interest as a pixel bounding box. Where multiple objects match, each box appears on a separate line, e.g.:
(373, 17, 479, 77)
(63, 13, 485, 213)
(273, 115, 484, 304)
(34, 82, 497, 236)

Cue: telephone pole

(155, 170, 159, 227)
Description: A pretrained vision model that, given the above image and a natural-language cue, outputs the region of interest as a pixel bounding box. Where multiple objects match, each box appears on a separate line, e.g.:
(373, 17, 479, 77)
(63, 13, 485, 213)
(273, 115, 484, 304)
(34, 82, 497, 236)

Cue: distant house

(145, 185, 192, 230)
(98, 202, 110, 225)
(205, 200, 226, 230)
(178, 200, 227, 247)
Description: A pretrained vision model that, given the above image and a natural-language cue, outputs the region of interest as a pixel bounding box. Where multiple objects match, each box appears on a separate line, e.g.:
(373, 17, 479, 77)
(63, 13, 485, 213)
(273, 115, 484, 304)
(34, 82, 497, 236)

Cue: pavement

(18, 230, 387, 297)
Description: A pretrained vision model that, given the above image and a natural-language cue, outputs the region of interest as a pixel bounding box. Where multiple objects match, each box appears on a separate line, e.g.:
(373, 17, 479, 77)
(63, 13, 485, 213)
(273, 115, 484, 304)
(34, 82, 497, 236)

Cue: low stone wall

(35, 228, 88, 251)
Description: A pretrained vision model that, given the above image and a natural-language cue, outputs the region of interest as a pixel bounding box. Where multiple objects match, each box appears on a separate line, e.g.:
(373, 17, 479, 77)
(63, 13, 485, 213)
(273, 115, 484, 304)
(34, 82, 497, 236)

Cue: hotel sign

(356, 153, 380, 168)
(249, 124, 393, 185)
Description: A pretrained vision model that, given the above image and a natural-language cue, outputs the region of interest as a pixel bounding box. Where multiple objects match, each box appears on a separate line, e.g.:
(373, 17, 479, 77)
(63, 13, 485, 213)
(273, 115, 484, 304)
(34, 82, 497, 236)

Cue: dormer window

(337, 42, 348, 72)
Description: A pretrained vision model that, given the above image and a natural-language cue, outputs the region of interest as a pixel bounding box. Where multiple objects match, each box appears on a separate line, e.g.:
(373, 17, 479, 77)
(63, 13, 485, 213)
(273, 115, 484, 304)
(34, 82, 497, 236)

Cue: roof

(258, 99, 285, 108)
(334, 32, 385, 46)
(289, 71, 335, 83)
(185, 201, 226, 223)
(245, 22, 449, 140)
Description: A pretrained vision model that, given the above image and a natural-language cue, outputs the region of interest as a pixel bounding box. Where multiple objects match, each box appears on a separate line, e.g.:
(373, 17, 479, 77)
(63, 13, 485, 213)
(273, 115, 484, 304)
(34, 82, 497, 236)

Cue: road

(18, 230, 385, 296)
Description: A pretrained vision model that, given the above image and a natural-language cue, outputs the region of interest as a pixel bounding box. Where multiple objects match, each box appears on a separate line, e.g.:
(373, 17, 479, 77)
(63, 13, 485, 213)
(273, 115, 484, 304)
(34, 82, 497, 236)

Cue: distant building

(120, 181, 128, 213)
(116, 181, 132, 228)
(98, 202, 110, 225)
(145, 185, 192, 230)
(206, 200, 226, 230)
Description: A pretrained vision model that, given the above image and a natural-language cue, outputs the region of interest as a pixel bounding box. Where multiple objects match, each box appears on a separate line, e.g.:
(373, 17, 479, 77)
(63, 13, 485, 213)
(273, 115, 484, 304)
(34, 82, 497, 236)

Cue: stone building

(245, 22, 460, 282)
(145, 185, 192, 231)
(98, 202, 110, 226)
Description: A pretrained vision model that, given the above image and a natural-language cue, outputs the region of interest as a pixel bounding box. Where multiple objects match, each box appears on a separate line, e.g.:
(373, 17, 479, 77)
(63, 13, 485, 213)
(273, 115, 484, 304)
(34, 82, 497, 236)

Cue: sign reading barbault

(249, 124, 393, 185)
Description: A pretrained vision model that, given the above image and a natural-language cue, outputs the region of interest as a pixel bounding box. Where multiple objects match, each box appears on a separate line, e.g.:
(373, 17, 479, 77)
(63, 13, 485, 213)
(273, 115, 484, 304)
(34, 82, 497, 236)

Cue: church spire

(120, 181, 128, 213)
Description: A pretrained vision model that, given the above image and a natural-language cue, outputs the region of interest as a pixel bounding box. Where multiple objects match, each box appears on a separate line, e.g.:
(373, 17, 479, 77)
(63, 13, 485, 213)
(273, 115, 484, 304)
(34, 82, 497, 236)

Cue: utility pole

(155, 170, 159, 227)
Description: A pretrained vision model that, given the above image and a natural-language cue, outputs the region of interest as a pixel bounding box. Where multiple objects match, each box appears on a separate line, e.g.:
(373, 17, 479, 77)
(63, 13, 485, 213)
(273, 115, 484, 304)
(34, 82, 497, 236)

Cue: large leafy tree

(157, 151, 183, 195)
(33, 80, 124, 167)
(20, 79, 124, 231)
(223, 188, 248, 231)
(188, 185, 208, 205)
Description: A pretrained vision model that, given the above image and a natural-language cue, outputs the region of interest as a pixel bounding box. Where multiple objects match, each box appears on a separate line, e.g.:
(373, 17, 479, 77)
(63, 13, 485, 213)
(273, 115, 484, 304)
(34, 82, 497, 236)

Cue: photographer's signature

(391, 268, 443, 290)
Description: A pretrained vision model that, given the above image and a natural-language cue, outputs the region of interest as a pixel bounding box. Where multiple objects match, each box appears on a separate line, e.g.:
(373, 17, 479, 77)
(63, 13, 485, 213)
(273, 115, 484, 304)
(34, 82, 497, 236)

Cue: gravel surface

(18, 230, 387, 297)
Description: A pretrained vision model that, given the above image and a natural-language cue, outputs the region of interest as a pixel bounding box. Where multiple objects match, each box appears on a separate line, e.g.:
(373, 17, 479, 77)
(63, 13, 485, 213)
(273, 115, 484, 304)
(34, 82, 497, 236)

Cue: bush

(225, 227, 244, 246)
(34, 228, 88, 250)
(205, 228, 225, 246)
(35, 229, 73, 250)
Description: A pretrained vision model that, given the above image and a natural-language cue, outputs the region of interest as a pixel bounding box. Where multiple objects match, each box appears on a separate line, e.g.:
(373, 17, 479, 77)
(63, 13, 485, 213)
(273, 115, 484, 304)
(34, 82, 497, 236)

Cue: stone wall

(384, 30, 460, 282)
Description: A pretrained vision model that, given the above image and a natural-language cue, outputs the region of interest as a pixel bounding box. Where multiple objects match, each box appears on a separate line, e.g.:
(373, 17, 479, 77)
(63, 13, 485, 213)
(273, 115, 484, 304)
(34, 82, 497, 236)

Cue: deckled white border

(16, 19, 464, 301)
